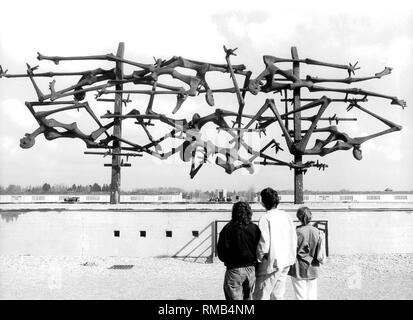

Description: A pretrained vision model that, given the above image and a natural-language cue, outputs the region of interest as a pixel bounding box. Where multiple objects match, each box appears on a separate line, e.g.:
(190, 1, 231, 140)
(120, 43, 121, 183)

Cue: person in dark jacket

(217, 201, 261, 300)
(288, 206, 322, 300)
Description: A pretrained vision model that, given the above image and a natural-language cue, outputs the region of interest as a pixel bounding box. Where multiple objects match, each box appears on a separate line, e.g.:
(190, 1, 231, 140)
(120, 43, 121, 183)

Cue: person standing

(288, 206, 323, 300)
(217, 201, 261, 300)
(253, 187, 297, 300)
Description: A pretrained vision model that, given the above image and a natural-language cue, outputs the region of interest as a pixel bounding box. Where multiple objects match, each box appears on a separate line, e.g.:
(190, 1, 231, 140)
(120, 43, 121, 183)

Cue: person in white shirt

(253, 187, 297, 300)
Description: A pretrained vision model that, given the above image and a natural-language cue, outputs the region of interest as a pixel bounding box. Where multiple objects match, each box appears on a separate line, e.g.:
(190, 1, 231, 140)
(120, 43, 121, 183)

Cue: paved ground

(0, 253, 412, 299)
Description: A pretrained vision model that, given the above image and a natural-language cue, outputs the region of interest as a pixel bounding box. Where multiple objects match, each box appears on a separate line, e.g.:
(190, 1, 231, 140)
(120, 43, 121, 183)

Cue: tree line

(3, 184, 404, 198)
(0, 184, 259, 200)
(0, 183, 111, 194)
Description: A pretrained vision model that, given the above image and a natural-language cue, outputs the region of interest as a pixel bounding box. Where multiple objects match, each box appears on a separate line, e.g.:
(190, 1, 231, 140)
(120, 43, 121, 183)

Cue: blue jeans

(223, 266, 256, 300)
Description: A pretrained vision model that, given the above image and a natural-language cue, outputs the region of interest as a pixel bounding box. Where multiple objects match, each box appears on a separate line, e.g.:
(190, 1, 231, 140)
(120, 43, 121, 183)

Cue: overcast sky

(0, 0, 412, 192)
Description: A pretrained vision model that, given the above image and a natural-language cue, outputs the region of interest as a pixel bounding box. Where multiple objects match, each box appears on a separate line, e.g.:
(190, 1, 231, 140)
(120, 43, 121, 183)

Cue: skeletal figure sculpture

(0, 44, 406, 183)
(249, 55, 406, 108)
(20, 101, 114, 149)
(102, 108, 295, 178)
(38, 52, 247, 113)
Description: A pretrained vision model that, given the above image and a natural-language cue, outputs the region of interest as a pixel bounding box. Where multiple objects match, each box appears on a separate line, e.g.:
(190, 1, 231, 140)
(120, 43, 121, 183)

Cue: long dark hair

(231, 201, 253, 228)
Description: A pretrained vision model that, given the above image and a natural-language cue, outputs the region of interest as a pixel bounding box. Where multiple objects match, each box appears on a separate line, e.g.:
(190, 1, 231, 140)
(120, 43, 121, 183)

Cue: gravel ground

(0, 253, 412, 300)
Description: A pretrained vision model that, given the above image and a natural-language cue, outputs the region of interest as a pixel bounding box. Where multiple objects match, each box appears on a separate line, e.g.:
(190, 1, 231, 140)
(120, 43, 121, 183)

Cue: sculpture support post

(291, 47, 304, 204)
(110, 42, 124, 204)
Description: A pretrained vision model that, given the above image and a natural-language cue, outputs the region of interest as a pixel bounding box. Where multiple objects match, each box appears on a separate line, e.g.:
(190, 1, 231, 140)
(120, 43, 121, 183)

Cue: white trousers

(253, 266, 290, 300)
(291, 278, 318, 300)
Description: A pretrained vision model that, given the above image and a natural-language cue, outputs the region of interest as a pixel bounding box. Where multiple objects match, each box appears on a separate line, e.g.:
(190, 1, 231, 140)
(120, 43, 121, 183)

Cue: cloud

(0, 99, 34, 129)
(363, 139, 403, 162)
(211, 11, 269, 43)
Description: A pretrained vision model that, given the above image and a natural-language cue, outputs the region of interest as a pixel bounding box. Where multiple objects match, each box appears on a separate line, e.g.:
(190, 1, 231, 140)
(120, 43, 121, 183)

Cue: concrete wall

(1, 207, 412, 257)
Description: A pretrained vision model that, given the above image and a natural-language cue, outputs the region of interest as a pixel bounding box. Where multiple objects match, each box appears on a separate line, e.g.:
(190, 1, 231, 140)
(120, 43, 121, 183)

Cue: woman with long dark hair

(217, 201, 261, 300)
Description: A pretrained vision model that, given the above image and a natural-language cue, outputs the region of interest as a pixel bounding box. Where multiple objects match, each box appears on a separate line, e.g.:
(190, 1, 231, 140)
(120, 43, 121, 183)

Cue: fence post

(211, 220, 218, 260)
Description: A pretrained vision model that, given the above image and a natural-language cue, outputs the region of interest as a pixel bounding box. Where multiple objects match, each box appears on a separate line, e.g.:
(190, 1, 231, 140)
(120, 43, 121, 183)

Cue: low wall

(1, 204, 412, 257)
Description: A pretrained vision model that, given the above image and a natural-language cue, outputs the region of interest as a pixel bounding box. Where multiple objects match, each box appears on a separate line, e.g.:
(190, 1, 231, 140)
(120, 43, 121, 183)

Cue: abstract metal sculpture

(0, 42, 406, 204)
